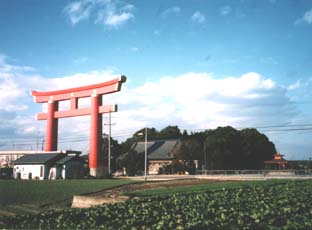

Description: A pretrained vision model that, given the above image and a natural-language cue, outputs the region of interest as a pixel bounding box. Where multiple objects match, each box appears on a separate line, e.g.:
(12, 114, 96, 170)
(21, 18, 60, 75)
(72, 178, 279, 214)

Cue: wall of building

(149, 160, 172, 175)
(48, 166, 63, 179)
(14, 164, 46, 180)
(63, 161, 84, 179)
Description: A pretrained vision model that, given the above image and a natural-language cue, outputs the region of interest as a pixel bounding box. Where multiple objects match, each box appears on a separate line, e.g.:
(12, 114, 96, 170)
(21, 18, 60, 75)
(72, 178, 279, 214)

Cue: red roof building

(264, 153, 287, 169)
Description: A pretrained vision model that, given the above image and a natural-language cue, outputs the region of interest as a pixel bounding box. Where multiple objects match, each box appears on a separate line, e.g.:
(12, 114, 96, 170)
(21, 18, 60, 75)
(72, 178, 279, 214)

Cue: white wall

(14, 164, 45, 180)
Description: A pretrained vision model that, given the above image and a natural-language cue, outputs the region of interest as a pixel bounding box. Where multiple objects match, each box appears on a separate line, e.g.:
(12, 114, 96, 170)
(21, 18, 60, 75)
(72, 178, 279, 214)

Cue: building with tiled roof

(121, 139, 180, 174)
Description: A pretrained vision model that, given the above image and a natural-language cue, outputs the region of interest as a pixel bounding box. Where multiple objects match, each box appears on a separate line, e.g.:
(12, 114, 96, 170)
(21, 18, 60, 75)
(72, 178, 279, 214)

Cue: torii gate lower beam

(31, 76, 126, 177)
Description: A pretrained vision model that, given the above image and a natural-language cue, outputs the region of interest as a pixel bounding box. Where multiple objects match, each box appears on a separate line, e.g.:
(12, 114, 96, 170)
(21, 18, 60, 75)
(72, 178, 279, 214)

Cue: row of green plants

(1, 180, 311, 229)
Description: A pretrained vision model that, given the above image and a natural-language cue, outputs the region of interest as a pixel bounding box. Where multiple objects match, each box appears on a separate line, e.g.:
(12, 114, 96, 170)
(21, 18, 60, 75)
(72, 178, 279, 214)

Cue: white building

(0, 150, 80, 168)
(13, 152, 85, 180)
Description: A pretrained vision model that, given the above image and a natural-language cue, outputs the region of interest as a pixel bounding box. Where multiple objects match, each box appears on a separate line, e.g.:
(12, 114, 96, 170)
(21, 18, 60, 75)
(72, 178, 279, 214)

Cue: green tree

(240, 128, 276, 169)
(204, 126, 242, 169)
(123, 149, 144, 176)
(158, 125, 182, 139)
(133, 128, 158, 141)
(101, 135, 121, 177)
(204, 126, 276, 170)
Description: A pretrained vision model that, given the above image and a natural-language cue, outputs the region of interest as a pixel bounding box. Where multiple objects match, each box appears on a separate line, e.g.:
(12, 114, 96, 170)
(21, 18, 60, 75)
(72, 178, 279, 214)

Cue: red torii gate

(31, 76, 126, 177)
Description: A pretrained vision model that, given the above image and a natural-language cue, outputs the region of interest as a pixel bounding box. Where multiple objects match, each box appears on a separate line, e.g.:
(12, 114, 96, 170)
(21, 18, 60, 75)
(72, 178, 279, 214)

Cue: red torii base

(31, 76, 126, 177)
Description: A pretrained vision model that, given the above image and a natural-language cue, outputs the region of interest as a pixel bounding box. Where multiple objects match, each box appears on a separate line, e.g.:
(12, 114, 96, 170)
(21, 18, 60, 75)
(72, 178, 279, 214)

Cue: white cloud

(103, 11, 133, 26)
(295, 8, 312, 25)
(302, 9, 312, 24)
(161, 6, 181, 17)
(0, 56, 309, 158)
(191, 11, 206, 24)
(113, 72, 293, 133)
(0, 53, 7, 64)
(260, 57, 278, 65)
(64, 0, 94, 25)
(0, 56, 37, 111)
(40, 70, 119, 91)
(287, 80, 301, 90)
(130, 47, 139, 52)
(0, 54, 36, 73)
(64, 0, 134, 28)
(73, 57, 88, 64)
(25, 71, 291, 136)
(153, 30, 160, 36)
(220, 6, 232, 16)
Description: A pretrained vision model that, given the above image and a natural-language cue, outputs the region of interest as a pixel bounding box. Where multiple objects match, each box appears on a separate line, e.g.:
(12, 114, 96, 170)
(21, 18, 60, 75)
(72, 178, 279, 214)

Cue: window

(40, 166, 43, 177)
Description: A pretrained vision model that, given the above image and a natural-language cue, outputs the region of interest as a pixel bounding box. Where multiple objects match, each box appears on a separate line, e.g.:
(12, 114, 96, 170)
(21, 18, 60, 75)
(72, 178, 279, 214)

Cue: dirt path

(71, 179, 224, 208)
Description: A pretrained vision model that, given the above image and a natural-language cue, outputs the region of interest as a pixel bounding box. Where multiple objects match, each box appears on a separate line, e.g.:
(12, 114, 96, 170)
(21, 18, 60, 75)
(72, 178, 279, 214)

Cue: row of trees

(101, 125, 276, 175)
(179, 126, 276, 170)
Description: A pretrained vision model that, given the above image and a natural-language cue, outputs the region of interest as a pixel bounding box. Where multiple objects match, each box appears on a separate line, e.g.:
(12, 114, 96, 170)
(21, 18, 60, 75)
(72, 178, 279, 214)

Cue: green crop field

(127, 179, 292, 197)
(1, 179, 311, 229)
(0, 179, 135, 216)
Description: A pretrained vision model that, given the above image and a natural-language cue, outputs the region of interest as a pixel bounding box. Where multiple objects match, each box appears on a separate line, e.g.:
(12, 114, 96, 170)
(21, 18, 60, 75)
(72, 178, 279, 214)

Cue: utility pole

(204, 141, 206, 175)
(144, 127, 147, 182)
(108, 111, 111, 176)
(41, 140, 45, 151)
(137, 128, 148, 182)
(104, 111, 115, 176)
(36, 130, 39, 150)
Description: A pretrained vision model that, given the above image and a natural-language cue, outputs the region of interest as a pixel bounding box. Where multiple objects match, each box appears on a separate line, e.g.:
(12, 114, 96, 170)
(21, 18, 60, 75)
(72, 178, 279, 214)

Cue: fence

(195, 169, 312, 178)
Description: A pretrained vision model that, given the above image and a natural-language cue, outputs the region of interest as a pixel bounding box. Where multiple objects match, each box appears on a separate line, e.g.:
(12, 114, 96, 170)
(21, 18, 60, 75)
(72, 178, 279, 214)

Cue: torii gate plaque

(31, 76, 126, 177)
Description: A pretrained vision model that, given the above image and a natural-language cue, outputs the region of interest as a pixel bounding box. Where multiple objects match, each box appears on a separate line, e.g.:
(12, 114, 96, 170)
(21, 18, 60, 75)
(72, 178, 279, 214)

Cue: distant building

(264, 153, 287, 169)
(0, 151, 44, 168)
(119, 140, 180, 175)
(13, 151, 84, 180)
(286, 160, 312, 170)
(264, 153, 312, 170)
(0, 150, 80, 168)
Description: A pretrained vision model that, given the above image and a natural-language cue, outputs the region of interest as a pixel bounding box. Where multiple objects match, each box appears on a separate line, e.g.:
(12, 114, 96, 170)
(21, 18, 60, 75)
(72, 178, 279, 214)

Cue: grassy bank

(0, 179, 135, 216)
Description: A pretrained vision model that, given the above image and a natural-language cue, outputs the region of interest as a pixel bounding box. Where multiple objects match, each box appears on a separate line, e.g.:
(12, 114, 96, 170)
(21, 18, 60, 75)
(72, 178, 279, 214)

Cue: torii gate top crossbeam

(32, 76, 126, 103)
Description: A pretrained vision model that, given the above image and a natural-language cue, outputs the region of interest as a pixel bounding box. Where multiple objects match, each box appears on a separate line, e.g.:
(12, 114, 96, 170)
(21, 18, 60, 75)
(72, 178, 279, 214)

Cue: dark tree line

(203, 126, 276, 170)
(103, 125, 276, 175)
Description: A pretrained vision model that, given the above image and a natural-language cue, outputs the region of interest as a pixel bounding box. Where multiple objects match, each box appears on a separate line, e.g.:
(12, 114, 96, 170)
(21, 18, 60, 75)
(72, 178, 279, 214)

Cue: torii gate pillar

(90, 94, 103, 176)
(31, 76, 126, 177)
(46, 101, 59, 151)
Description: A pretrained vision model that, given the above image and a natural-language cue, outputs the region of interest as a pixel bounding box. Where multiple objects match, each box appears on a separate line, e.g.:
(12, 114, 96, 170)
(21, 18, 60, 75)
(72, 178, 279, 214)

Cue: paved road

(116, 174, 312, 181)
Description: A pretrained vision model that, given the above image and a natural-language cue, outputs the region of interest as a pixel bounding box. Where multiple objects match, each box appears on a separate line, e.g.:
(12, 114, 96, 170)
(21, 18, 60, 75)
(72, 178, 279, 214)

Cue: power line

(1, 123, 312, 148)
(243, 124, 312, 129)
(264, 127, 312, 132)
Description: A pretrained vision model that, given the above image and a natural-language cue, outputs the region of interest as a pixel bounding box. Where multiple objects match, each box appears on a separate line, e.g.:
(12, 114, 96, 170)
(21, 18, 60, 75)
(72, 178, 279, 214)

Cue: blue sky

(0, 0, 312, 159)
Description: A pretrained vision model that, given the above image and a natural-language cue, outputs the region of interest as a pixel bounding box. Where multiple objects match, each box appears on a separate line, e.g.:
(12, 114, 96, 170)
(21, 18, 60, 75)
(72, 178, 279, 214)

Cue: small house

(13, 153, 64, 180)
(13, 152, 85, 180)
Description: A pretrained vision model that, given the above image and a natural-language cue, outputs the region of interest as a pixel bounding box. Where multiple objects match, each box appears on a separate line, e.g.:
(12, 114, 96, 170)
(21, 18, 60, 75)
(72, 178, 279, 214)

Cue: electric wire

(1, 124, 312, 149)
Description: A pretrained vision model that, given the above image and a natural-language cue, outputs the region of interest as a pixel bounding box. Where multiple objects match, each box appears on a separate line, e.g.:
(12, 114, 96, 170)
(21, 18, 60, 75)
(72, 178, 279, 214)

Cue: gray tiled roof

(133, 142, 156, 155)
(148, 140, 178, 160)
(13, 153, 63, 165)
(56, 155, 85, 165)
(132, 140, 179, 160)
(55, 155, 75, 164)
